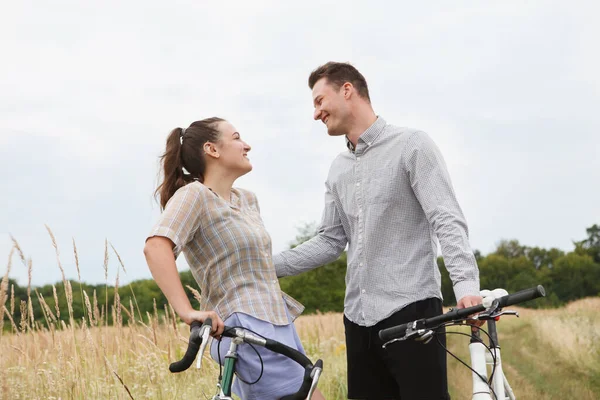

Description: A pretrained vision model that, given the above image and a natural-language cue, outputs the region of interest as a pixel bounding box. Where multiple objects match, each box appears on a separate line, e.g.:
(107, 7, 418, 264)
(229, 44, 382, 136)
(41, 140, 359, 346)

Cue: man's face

(312, 78, 350, 136)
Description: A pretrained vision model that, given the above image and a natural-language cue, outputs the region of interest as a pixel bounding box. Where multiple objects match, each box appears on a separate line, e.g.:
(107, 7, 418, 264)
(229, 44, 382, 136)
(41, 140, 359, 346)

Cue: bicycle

(169, 318, 324, 400)
(378, 285, 546, 400)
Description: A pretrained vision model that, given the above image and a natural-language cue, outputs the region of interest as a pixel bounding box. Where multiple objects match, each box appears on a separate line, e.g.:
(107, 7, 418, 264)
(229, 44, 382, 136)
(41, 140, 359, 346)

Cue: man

(273, 62, 482, 399)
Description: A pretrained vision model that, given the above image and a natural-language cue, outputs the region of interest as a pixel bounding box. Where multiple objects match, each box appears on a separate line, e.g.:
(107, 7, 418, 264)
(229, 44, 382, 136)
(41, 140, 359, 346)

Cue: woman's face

(212, 121, 252, 175)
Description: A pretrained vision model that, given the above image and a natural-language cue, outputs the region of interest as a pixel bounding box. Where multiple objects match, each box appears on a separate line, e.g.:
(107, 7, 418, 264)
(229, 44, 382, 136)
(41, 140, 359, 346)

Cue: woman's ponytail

(154, 118, 224, 210)
(155, 127, 189, 210)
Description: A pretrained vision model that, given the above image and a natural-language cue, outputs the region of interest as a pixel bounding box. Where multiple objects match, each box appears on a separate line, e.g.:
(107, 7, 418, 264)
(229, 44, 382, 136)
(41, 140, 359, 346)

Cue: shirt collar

(345, 116, 386, 152)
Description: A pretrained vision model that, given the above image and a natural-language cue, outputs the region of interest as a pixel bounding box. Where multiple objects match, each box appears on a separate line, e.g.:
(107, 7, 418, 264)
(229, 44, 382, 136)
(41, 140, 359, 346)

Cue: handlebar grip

(379, 285, 546, 342)
(221, 325, 237, 338)
(203, 317, 213, 331)
(379, 323, 408, 342)
(280, 367, 312, 400)
(497, 285, 545, 308)
(378, 303, 487, 342)
(313, 359, 323, 370)
(280, 359, 323, 400)
(168, 319, 211, 373)
(264, 339, 313, 368)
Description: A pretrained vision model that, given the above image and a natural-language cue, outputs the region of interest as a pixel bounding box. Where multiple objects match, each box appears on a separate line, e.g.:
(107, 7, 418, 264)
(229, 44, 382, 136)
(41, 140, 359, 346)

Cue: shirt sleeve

(403, 131, 480, 301)
(273, 180, 348, 277)
(147, 183, 206, 258)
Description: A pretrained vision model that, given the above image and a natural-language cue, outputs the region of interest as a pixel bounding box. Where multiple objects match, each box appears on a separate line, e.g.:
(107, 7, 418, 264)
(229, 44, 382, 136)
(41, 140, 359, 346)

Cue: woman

(143, 118, 324, 400)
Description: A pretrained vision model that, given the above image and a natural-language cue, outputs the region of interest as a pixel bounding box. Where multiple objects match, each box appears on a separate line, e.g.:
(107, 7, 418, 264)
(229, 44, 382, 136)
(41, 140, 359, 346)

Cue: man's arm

(404, 131, 481, 306)
(273, 181, 348, 277)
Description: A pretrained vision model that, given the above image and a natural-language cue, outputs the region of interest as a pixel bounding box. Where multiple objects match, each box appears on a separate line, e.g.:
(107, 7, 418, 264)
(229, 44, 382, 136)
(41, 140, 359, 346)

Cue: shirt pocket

(368, 166, 398, 204)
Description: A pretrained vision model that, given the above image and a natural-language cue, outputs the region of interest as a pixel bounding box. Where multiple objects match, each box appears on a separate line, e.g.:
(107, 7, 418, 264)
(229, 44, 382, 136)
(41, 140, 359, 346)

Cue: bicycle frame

(176, 326, 245, 400)
(169, 320, 323, 400)
(378, 285, 546, 400)
(469, 320, 516, 400)
(213, 336, 243, 399)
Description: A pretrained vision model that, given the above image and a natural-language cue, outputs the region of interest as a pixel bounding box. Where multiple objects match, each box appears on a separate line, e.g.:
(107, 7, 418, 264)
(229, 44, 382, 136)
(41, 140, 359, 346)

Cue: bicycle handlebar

(379, 285, 546, 342)
(169, 318, 323, 399)
(169, 319, 206, 373)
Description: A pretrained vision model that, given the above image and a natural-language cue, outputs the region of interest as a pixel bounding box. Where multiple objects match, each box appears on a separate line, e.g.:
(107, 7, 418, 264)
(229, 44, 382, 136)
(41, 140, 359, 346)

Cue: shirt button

(356, 182, 360, 187)
(356, 157, 360, 161)
(358, 234, 362, 240)
(361, 289, 366, 294)
(359, 262, 364, 267)
(272, 280, 277, 284)
(359, 208, 362, 213)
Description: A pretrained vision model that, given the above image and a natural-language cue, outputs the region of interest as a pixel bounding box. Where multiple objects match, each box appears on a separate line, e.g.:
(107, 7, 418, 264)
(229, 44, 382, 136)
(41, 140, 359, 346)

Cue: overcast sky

(2, 1, 599, 287)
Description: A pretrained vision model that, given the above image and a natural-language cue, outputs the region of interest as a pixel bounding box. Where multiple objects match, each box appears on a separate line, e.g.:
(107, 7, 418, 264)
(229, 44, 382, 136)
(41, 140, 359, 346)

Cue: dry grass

(531, 297, 600, 374)
(445, 302, 600, 399)
(0, 234, 351, 399)
(2, 302, 599, 399)
(0, 311, 348, 400)
(1, 234, 599, 399)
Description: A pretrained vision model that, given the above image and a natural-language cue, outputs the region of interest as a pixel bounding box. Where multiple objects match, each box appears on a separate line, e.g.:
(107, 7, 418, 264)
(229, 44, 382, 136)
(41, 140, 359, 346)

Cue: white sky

(2, 1, 599, 286)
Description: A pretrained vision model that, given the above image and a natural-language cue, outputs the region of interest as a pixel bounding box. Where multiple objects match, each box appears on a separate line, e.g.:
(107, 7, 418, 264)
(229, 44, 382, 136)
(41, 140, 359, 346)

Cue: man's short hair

(308, 62, 371, 102)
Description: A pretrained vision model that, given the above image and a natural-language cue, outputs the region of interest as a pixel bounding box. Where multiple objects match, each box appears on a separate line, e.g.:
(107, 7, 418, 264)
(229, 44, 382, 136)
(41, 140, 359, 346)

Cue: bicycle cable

(433, 322, 499, 400)
(459, 321, 498, 387)
(443, 321, 498, 380)
(216, 325, 265, 386)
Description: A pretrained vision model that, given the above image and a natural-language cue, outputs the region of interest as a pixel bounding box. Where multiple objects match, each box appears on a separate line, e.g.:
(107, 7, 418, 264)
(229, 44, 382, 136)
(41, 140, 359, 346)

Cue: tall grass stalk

(2, 237, 599, 399)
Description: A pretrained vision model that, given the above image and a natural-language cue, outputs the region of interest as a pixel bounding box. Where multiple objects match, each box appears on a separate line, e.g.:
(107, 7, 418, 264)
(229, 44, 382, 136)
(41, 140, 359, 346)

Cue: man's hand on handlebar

(457, 295, 485, 327)
(181, 310, 225, 336)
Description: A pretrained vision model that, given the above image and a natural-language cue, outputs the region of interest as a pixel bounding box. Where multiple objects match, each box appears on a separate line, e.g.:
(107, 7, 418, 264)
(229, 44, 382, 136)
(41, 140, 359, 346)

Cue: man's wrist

(453, 280, 481, 303)
(272, 253, 288, 277)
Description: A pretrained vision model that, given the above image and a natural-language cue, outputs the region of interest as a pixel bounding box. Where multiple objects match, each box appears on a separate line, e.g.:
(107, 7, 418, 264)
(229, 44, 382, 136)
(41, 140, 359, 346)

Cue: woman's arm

(143, 236, 224, 335)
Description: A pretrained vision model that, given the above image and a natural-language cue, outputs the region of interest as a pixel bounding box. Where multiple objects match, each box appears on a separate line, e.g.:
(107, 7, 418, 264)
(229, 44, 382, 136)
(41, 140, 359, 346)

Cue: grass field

(1, 235, 599, 399)
(1, 298, 599, 399)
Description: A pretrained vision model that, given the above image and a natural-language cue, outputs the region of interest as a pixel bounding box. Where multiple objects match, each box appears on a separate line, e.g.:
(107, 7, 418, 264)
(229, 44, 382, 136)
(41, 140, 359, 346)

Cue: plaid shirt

(149, 182, 303, 325)
(274, 117, 480, 327)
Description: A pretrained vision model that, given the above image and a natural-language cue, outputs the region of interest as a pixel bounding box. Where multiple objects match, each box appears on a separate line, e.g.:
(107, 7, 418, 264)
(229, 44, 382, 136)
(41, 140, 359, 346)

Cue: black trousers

(344, 298, 451, 400)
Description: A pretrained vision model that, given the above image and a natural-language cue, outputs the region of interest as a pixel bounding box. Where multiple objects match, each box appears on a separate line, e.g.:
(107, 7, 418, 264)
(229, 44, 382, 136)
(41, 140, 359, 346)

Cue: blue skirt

(210, 310, 307, 400)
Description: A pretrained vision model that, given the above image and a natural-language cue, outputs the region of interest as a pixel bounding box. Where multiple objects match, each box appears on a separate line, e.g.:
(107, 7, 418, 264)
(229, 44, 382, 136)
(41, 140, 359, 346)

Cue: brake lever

(414, 329, 434, 344)
(382, 321, 429, 349)
(478, 309, 519, 321)
(497, 310, 519, 317)
(306, 360, 323, 399)
(476, 299, 500, 320)
(195, 323, 213, 369)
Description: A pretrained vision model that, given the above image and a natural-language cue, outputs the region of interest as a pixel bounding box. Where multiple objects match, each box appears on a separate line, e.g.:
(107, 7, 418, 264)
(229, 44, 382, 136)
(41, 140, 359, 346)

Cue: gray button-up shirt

(273, 117, 480, 326)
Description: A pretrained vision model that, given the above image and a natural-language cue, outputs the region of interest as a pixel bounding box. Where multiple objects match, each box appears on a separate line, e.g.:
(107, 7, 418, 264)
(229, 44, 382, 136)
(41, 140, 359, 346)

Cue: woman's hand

(181, 309, 225, 337)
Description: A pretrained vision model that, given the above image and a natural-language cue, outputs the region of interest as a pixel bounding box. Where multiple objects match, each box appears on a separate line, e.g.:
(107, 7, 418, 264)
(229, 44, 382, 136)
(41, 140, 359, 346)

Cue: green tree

(278, 221, 347, 313)
(279, 254, 347, 314)
(438, 257, 455, 306)
(494, 239, 527, 259)
(548, 253, 600, 302)
(574, 224, 600, 263)
(526, 246, 564, 269)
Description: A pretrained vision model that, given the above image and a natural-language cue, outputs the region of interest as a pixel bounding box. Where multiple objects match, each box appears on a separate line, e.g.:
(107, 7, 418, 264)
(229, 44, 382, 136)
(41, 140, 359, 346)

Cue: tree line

(2, 224, 599, 327)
